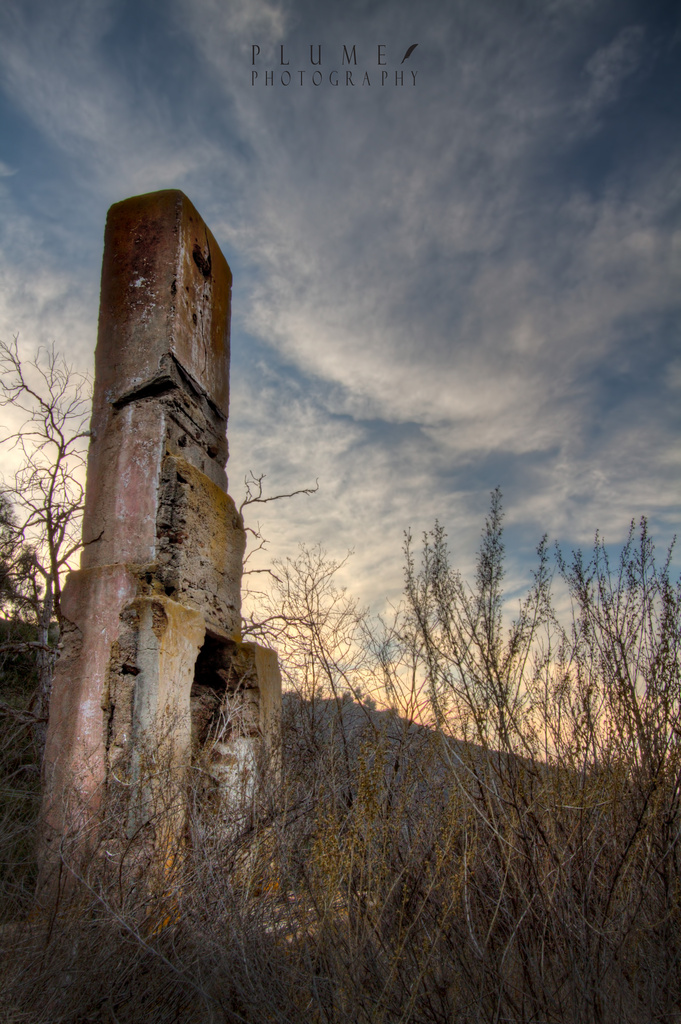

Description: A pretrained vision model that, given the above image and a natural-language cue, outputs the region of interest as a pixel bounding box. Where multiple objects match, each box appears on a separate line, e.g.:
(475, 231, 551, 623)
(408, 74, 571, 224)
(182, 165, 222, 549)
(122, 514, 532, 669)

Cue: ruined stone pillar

(39, 191, 281, 893)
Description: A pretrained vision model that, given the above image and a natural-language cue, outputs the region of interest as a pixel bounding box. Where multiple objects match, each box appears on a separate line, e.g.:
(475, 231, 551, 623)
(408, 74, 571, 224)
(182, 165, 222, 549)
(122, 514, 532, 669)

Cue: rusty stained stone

(82, 190, 233, 567)
(42, 564, 138, 835)
(39, 190, 281, 899)
(155, 455, 245, 639)
(95, 189, 231, 416)
(125, 595, 205, 838)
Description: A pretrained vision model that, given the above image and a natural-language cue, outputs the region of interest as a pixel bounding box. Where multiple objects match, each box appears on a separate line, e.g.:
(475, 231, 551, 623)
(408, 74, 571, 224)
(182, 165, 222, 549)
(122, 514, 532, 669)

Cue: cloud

(0, 0, 677, 611)
(184, 0, 286, 51)
(204, 5, 678, 601)
(0, 0, 229, 196)
(0, 185, 98, 363)
(575, 24, 646, 124)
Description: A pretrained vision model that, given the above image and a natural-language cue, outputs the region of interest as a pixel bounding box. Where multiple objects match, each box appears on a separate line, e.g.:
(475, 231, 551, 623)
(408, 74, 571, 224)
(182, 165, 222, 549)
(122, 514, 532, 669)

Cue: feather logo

(401, 43, 418, 63)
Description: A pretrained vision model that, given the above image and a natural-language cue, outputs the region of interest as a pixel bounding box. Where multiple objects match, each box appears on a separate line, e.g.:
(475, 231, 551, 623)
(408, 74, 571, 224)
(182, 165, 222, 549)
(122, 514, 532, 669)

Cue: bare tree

(0, 335, 91, 744)
(238, 469, 319, 586)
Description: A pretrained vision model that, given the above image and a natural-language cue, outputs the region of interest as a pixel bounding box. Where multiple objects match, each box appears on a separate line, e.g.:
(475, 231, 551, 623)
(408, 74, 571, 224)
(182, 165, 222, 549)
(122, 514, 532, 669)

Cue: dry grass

(0, 510, 679, 1023)
(0, 690, 678, 1024)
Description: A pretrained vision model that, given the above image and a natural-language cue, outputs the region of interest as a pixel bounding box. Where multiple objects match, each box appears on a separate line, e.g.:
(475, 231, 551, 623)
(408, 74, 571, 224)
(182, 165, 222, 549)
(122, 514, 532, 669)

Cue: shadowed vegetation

(0, 495, 679, 1023)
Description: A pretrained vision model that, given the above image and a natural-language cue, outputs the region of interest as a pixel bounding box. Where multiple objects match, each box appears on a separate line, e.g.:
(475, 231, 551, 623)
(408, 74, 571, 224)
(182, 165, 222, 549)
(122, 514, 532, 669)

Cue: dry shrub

(0, 502, 679, 1023)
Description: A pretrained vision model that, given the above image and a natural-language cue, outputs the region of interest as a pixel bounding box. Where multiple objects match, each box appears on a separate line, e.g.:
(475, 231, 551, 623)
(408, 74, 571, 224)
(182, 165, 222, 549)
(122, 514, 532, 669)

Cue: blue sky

(0, 0, 679, 610)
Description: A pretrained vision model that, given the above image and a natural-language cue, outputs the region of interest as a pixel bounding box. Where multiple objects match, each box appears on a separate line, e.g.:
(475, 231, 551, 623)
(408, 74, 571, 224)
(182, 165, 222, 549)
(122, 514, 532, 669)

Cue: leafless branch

(238, 470, 319, 514)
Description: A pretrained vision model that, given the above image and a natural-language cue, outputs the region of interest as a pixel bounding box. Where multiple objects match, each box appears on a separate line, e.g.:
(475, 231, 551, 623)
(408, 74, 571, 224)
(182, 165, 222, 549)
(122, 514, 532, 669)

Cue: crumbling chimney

(39, 190, 281, 896)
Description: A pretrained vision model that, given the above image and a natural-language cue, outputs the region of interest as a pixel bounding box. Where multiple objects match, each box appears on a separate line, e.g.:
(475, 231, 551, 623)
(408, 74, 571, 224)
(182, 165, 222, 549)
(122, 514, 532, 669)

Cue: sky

(0, 0, 679, 613)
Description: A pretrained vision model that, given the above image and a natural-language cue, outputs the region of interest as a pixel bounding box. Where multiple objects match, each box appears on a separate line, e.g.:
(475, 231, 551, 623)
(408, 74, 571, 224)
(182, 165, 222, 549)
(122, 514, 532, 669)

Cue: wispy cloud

(0, 0, 678, 610)
(576, 25, 646, 122)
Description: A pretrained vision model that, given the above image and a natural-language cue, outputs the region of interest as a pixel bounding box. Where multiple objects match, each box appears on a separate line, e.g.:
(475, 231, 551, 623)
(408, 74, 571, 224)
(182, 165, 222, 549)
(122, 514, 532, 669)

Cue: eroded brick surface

(40, 191, 281, 895)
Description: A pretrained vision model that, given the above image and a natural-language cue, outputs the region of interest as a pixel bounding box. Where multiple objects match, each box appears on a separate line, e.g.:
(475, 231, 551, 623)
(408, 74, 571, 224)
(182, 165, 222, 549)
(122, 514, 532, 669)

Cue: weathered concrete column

(39, 191, 281, 896)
